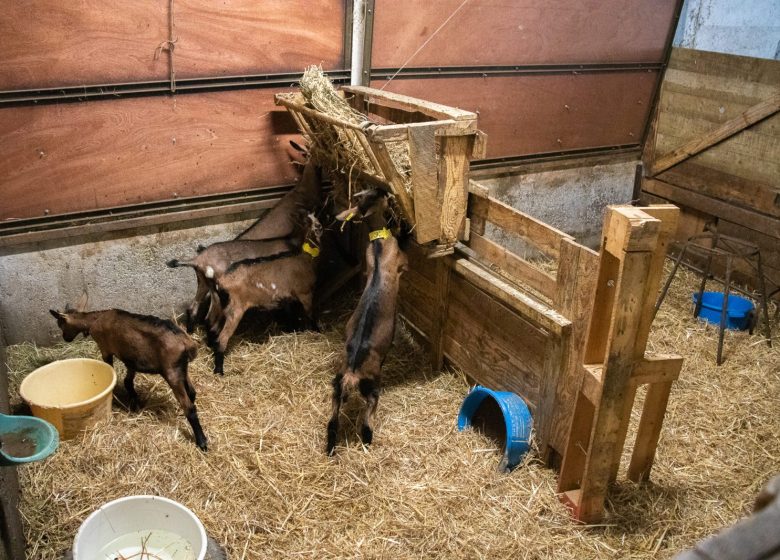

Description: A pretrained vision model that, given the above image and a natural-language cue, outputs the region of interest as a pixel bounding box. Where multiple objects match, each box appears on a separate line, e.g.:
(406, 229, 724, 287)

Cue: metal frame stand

(655, 229, 773, 365)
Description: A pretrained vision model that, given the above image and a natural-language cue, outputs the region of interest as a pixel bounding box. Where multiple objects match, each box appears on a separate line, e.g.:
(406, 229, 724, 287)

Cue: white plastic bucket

(73, 495, 207, 560)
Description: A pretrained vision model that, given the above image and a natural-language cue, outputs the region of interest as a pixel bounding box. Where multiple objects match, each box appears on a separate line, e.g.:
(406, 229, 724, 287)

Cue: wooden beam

(408, 125, 441, 243)
(467, 193, 574, 259)
(467, 233, 557, 300)
(343, 85, 477, 122)
(649, 91, 780, 176)
(643, 178, 780, 239)
(453, 258, 571, 336)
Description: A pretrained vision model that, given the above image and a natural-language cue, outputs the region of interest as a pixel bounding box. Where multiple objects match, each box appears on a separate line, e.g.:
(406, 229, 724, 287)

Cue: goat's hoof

(197, 440, 209, 452)
(361, 426, 373, 445)
(129, 401, 142, 413)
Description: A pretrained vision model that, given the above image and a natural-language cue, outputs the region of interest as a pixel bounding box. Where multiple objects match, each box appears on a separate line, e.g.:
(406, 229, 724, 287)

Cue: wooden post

(429, 257, 452, 371)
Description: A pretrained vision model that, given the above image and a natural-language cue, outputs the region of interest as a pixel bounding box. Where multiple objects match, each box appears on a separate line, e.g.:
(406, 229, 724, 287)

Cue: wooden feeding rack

(275, 86, 486, 257)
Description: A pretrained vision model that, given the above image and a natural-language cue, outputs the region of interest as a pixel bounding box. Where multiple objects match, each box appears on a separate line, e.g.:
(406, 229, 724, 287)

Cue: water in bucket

(96, 529, 196, 560)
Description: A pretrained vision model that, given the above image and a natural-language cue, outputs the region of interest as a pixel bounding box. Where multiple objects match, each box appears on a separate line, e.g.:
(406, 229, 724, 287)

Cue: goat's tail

(166, 257, 196, 269)
(341, 369, 362, 393)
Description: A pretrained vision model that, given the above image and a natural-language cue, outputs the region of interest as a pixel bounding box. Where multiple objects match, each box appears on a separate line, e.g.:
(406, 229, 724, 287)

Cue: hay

(298, 66, 412, 197)
(6, 264, 780, 559)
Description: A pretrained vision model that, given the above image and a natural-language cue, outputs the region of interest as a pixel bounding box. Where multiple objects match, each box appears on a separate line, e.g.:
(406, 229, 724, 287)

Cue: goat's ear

(336, 206, 359, 222)
(49, 309, 65, 320)
(76, 293, 89, 312)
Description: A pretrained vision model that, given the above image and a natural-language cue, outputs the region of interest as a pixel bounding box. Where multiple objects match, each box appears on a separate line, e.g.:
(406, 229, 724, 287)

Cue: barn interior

(0, 1, 778, 559)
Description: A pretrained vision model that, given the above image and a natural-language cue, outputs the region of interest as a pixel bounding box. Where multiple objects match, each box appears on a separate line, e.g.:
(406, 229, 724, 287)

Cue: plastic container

(0, 412, 59, 466)
(19, 358, 116, 439)
(458, 385, 533, 472)
(693, 292, 754, 330)
(73, 495, 208, 560)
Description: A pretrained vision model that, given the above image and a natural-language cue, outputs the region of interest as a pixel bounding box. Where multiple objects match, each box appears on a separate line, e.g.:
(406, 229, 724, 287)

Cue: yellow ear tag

(339, 211, 356, 232)
(302, 242, 320, 258)
(368, 227, 391, 242)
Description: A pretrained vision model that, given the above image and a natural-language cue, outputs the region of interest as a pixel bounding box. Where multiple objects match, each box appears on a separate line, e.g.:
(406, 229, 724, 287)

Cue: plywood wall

(0, 0, 346, 221)
(642, 48, 780, 291)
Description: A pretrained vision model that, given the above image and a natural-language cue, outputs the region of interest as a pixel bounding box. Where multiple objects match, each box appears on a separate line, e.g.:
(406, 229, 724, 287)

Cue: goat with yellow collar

(327, 189, 408, 455)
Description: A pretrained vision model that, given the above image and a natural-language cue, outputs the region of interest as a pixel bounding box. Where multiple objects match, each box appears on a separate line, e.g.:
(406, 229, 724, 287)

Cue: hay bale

(7, 266, 779, 559)
(298, 66, 412, 198)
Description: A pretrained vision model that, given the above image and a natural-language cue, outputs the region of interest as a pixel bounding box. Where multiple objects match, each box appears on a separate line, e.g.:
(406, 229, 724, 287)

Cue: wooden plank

(538, 330, 568, 462)
(657, 161, 780, 218)
(0, 89, 301, 221)
(467, 233, 557, 300)
(453, 258, 572, 336)
(649, 92, 780, 176)
(468, 193, 574, 259)
(631, 354, 683, 386)
(604, 206, 662, 254)
(365, 137, 417, 229)
(668, 47, 780, 86)
(371, 0, 677, 67)
(430, 258, 453, 371)
(372, 72, 658, 158)
(368, 120, 455, 142)
(643, 179, 780, 240)
(438, 135, 472, 244)
(627, 381, 674, 482)
(343, 85, 477, 122)
(576, 247, 655, 522)
(548, 239, 599, 464)
(408, 125, 442, 244)
(557, 393, 595, 493)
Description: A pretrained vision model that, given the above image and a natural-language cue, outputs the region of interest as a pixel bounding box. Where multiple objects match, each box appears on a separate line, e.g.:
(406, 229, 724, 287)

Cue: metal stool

(655, 228, 773, 365)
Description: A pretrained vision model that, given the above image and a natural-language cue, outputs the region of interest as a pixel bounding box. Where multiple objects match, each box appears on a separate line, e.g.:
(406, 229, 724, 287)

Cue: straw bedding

(6, 264, 779, 559)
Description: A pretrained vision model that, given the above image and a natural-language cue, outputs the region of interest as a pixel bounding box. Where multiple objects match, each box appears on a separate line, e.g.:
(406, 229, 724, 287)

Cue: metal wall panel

(0, 89, 301, 221)
(372, 72, 658, 157)
(372, 0, 679, 68)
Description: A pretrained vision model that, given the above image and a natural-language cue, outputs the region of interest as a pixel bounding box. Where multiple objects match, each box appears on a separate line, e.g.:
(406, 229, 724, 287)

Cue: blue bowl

(0, 412, 59, 466)
(458, 386, 533, 472)
(693, 292, 754, 330)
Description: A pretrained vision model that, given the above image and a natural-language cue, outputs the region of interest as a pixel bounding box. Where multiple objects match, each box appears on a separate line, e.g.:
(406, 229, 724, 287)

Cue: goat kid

(326, 189, 407, 455)
(207, 214, 324, 375)
(49, 295, 208, 451)
(181, 141, 323, 332)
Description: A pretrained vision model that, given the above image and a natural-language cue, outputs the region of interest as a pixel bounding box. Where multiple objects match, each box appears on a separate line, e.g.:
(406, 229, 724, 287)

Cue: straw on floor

(6, 264, 779, 559)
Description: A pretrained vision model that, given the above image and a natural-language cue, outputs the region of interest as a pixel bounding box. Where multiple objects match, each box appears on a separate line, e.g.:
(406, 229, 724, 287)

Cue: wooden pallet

(557, 205, 682, 523)
(275, 86, 486, 256)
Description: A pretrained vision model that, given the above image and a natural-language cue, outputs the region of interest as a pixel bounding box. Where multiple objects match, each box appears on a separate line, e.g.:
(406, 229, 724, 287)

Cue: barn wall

(641, 48, 780, 291)
(0, 214, 258, 345)
(0, 0, 346, 222)
(474, 160, 638, 251)
(673, 0, 780, 60)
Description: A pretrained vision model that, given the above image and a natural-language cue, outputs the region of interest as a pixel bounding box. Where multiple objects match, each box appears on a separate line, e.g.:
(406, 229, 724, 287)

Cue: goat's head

(49, 294, 89, 341)
(335, 189, 390, 223)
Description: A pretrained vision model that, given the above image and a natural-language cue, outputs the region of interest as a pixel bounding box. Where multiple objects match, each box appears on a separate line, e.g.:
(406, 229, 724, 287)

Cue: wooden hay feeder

(275, 86, 486, 257)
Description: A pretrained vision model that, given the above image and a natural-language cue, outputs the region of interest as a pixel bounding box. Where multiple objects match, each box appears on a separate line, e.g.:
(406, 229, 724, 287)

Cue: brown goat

(207, 214, 324, 375)
(326, 189, 407, 455)
(182, 141, 323, 332)
(49, 296, 208, 450)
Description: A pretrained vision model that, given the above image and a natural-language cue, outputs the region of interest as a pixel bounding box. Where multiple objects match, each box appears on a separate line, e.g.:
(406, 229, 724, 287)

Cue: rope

(379, 0, 471, 91)
(154, 0, 178, 93)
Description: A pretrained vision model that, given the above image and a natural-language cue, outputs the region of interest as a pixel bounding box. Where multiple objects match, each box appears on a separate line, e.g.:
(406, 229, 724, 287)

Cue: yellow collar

(368, 228, 391, 242)
(302, 241, 320, 258)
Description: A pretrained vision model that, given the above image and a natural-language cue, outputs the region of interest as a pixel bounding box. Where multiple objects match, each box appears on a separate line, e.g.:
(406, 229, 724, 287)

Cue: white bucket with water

(73, 495, 207, 560)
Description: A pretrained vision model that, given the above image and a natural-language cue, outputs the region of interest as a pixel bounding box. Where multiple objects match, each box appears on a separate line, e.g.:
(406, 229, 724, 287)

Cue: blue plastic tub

(457, 386, 533, 472)
(693, 292, 754, 330)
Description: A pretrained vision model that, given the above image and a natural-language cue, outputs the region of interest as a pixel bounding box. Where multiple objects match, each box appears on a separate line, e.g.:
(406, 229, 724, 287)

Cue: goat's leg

(167, 369, 208, 451)
(101, 353, 114, 366)
(187, 271, 210, 333)
(300, 292, 320, 332)
(212, 304, 246, 376)
(184, 376, 197, 403)
(124, 369, 141, 412)
(358, 378, 380, 446)
(326, 373, 345, 455)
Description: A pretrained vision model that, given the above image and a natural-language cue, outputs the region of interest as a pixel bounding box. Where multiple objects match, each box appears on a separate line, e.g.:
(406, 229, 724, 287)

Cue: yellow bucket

(20, 358, 117, 439)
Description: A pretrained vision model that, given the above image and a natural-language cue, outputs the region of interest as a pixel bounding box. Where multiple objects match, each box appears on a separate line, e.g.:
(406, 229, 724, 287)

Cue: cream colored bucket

(20, 358, 116, 439)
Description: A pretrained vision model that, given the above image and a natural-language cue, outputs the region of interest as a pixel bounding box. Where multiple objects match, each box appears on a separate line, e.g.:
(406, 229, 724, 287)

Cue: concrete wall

(477, 160, 638, 257)
(673, 0, 780, 60)
(0, 215, 258, 345)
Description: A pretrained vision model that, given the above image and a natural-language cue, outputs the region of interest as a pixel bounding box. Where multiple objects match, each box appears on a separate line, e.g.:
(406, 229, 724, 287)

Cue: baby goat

(326, 189, 407, 455)
(49, 296, 208, 451)
(208, 213, 324, 375)
(181, 141, 323, 332)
